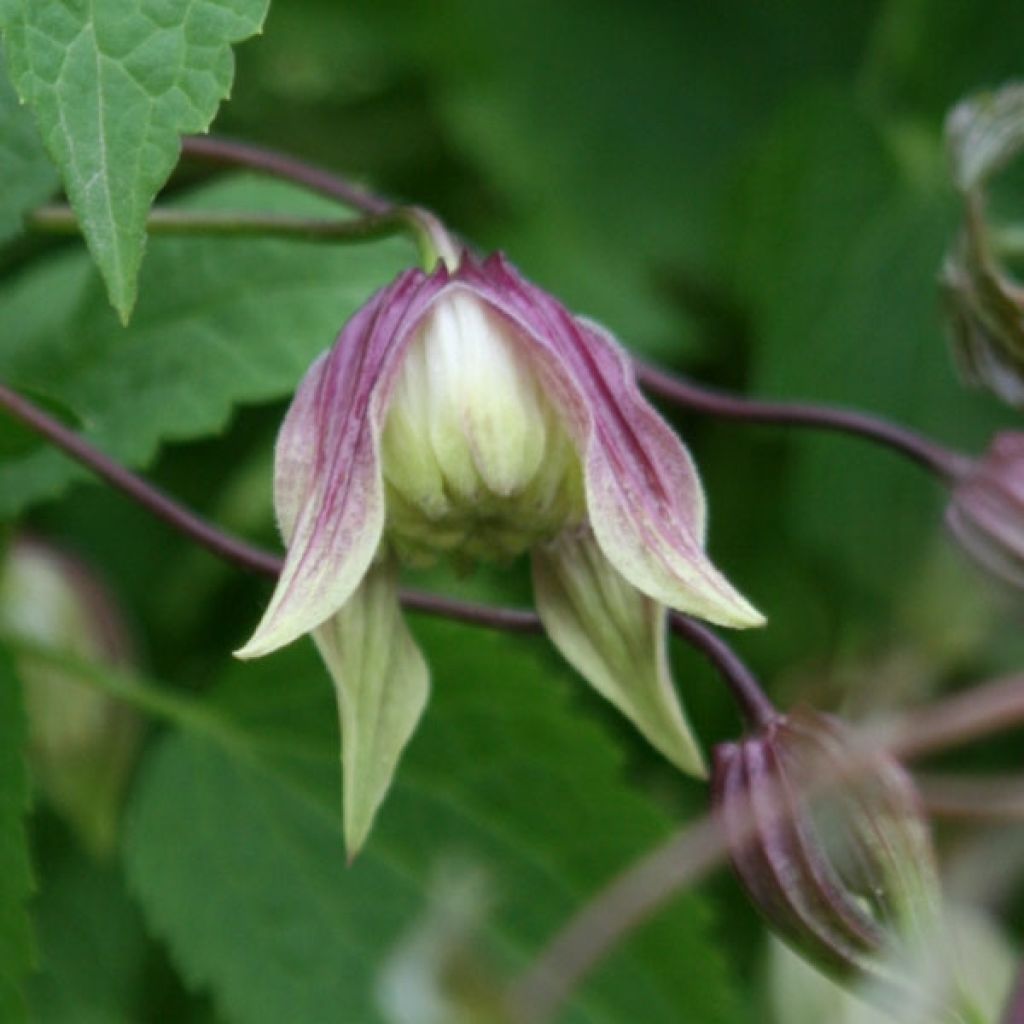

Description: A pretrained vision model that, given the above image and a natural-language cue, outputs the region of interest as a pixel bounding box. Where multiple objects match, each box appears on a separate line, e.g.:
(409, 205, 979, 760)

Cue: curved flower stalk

(947, 432, 1024, 592)
(237, 248, 763, 855)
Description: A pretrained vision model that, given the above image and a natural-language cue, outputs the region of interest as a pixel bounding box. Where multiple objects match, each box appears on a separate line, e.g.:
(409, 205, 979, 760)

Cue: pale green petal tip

(533, 533, 710, 777)
(664, 730, 708, 780)
(314, 559, 430, 863)
(702, 588, 766, 631)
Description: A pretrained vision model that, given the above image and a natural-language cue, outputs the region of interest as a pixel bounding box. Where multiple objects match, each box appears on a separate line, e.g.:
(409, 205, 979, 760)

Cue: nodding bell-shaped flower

(712, 709, 941, 1008)
(946, 432, 1024, 592)
(237, 247, 763, 856)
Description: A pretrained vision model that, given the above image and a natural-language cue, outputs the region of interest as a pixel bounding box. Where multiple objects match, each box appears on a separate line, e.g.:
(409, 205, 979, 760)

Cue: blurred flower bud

(946, 432, 1024, 593)
(768, 906, 1018, 1024)
(942, 83, 1024, 408)
(711, 709, 940, 1005)
(376, 860, 510, 1024)
(0, 536, 142, 856)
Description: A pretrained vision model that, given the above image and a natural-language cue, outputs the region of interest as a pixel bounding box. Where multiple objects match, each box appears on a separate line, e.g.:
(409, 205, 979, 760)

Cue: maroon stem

(0, 381, 779, 723)
(635, 361, 971, 482)
(668, 613, 776, 728)
(180, 135, 393, 216)
(0, 382, 282, 579)
(179, 135, 971, 480)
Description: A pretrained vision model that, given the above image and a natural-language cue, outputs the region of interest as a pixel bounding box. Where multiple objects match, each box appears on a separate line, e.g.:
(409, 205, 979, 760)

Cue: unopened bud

(942, 83, 1024, 408)
(946, 432, 1024, 593)
(0, 537, 141, 856)
(711, 709, 940, 1001)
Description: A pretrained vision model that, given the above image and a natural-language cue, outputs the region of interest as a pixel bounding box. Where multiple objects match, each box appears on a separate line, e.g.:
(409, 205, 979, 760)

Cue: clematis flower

(946, 432, 1024, 592)
(237, 249, 763, 855)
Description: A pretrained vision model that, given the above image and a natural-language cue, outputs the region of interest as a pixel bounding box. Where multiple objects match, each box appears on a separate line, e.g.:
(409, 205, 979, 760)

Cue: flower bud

(942, 83, 1024, 407)
(711, 709, 940, 998)
(946, 432, 1024, 593)
(0, 537, 141, 856)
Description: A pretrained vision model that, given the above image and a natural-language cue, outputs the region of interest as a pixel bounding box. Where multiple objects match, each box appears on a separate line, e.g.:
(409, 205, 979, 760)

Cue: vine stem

(508, 672, 1024, 1023)
(180, 134, 393, 215)
(0, 381, 774, 715)
(634, 361, 972, 481)
(27, 204, 410, 245)
(668, 613, 776, 728)
(178, 133, 972, 479)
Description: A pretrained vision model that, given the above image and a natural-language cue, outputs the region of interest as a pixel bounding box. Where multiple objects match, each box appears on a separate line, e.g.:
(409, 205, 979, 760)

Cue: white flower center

(380, 289, 583, 564)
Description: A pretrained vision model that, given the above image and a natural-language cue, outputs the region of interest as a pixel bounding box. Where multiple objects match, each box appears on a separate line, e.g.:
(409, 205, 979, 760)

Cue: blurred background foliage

(3, 1, 1024, 1021)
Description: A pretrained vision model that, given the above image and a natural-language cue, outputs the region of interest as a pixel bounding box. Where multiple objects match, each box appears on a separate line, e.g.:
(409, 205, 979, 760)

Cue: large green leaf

(123, 621, 741, 1024)
(728, 90, 1011, 608)
(0, 0, 269, 320)
(0, 51, 57, 245)
(0, 176, 415, 518)
(28, 849, 147, 1024)
(0, 646, 32, 1024)
(335, 0, 879, 358)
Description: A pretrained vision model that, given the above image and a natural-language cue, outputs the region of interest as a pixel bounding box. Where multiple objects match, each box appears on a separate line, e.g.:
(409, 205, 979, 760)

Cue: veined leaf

(0, 176, 416, 518)
(123, 621, 742, 1024)
(0, 645, 32, 1024)
(0, 51, 58, 245)
(0, 0, 269, 320)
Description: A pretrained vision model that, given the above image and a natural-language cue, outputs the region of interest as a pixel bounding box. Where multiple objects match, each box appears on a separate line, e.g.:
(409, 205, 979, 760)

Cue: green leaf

(124, 621, 742, 1024)
(728, 90, 1011, 606)
(28, 849, 148, 1024)
(0, 51, 58, 245)
(0, 176, 416, 518)
(0, 0, 270, 320)
(0, 645, 33, 1024)
(347, 0, 877, 358)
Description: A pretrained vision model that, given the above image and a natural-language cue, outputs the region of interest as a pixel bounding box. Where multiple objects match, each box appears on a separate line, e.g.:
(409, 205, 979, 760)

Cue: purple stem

(0, 379, 777, 721)
(635, 361, 971, 482)
(180, 135, 393, 216)
(669, 613, 777, 728)
(181, 134, 972, 482)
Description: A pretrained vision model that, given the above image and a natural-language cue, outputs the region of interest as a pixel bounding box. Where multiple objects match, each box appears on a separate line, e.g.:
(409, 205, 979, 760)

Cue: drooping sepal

(532, 528, 705, 776)
(312, 556, 430, 859)
(462, 255, 763, 629)
(236, 269, 449, 659)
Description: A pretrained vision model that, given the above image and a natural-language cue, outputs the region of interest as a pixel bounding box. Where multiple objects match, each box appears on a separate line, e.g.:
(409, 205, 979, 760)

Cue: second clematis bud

(237, 247, 763, 855)
(712, 709, 941, 1008)
(946, 432, 1024, 593)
